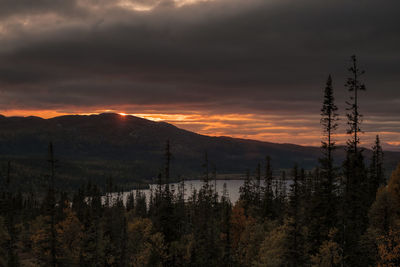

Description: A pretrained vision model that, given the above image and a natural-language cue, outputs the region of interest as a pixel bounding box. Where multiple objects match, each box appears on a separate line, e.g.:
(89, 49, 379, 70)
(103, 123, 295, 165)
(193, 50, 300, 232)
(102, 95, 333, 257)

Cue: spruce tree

(310, 75, 339, 253)
(320, 75, 339, 186)
(191, 152, 221, 266)
(4, 161, 19, 266)
(126, 191, 135, 212)
(202, 151, 210, 185)
(342, 55, 368, 266)
(286, 164, 306, 266)
(162, 140, 175, 243)
(175, 176, 187, 237)
(273, 170, 287, 223)
(255, 162, 262, 214)
(119, 217, 128, 267)
(262, 156, 274, 218)
(239, 169, 252, 216)
(346, 55, 366, 154)
(134, 190, 147, 217)
(47, 142, 57, 267)
(369, 135, 385, 201)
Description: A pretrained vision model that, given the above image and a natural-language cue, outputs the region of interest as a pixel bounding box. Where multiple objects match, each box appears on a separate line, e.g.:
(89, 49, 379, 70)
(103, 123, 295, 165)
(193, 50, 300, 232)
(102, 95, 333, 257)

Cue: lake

(111, 179, 292, 205)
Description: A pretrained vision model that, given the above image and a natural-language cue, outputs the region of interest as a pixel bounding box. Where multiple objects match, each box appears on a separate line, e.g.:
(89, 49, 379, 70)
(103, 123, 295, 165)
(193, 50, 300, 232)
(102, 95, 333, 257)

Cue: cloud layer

(0, 0, 399, 148)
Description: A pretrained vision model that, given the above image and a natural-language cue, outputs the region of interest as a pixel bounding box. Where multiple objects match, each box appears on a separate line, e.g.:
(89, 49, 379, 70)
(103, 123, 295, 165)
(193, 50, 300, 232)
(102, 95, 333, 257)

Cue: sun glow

(117, 1, 155, 11)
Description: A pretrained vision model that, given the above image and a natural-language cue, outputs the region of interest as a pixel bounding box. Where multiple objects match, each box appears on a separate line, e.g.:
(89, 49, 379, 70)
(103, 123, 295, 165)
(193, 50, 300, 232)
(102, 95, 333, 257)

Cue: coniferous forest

(1, 56, 400, 267)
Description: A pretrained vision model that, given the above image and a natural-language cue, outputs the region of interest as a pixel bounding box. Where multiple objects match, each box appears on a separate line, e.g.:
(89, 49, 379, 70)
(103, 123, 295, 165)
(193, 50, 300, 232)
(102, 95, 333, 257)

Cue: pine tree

(346, 55, 366, 154)
(78, 182, 103, 266)
(72, 186, 86, 222)
(3, 161, 19, 266)
(286, 164, 306, 266)
(369, 135, 385, 203)
(220, 183, 233, 266)
(263, 156, 274, 219)
(175, 176, 187, 237)
(310, 75, 339, 254)
(126, 191, 135, 212)
(134, 190, 147, 217)
(161, 140, 175, 243)
(119, 217, 128, 267)
(47, 142, 57, 267)
(341, 55, 368, 266)
(150, 139, 176, 264)
(320, 74, 339, 189)
(254, 163, 262, 215)
(239, 169, 253, 216)
(0, 216, 9, 266)
(269, 170, 286, 223)
(190, 151, 221, 266)
(56, 191, 69, 222)
(212, 164, 218, 206)
(165, 139, 171, 188)
(203, 151, 210, 185)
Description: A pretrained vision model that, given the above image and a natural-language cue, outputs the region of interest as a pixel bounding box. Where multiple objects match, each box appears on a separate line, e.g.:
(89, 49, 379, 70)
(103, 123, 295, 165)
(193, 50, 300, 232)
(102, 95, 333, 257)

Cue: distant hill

(0, 113, 399, 190)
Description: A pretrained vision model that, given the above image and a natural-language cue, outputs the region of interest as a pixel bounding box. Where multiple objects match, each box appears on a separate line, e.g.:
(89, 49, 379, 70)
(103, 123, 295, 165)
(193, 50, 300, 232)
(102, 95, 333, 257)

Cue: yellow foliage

(377, 226, 400, 267)
(311, 228, 342, 267)
(369, 187, 398, 235)
(29, 215, 51, 265)
(56, 207, 83, 264)
(367, 164, 400, 267)
(127, 218, 167, 267)
(388, 163, 400, 209)
(230, 203, 255, 251)
(0, 216, 10, 266)
(169, 234, 195, 266)
(254, 223, 288, 267)
(237, 222, 265, 266)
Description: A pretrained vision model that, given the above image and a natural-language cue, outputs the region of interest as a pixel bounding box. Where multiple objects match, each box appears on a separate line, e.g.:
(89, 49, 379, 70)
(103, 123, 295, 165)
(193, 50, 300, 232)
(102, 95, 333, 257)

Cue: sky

(0, 0, 399, 149)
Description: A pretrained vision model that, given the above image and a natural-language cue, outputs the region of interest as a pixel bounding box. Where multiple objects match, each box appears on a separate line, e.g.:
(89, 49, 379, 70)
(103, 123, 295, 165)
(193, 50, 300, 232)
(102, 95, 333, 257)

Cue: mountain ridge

(0, 113, 399, 189)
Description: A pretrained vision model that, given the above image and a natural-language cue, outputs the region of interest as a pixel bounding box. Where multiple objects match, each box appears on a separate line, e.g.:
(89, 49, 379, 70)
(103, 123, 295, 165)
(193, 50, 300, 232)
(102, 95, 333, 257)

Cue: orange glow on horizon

(388, 142, 400, 146)
(0, 109, 69, 119)
(1, 109, 399, 148)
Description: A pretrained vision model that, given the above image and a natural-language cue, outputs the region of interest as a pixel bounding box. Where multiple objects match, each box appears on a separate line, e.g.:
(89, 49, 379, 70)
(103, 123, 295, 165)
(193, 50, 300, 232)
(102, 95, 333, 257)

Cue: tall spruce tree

(342, 55, 368, 266)
(191, 151, 221, 266)
(311, 75, 339, 253)
(346, 55, 366, 154)
(220, 183, 233, 266)
(152, 140, 175, 245)
(320, 75, 339, 184)
(162, 139, 175, 243)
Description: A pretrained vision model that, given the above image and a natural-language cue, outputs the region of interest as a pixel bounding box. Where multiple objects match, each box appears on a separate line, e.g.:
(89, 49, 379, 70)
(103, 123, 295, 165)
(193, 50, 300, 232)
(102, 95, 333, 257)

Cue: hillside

(0, 113, 399, 189)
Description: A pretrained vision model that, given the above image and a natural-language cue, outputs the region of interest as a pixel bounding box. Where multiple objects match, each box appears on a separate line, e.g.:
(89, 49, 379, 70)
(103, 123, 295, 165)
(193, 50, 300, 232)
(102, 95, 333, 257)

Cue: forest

(1, 56, 399, 266)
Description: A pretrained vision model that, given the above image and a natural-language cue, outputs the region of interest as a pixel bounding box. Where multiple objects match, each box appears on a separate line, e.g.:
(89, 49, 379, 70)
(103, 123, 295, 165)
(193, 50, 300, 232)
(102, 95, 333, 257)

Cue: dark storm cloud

(0, 0, 399, 117)
(0, 0, 81, 19)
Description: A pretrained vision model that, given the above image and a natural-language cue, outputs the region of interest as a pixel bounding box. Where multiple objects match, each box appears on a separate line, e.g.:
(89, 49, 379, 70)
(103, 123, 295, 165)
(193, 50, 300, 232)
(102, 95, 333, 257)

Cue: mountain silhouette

(1, 113, 399, 189)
